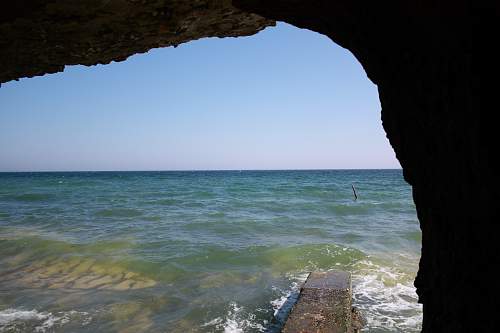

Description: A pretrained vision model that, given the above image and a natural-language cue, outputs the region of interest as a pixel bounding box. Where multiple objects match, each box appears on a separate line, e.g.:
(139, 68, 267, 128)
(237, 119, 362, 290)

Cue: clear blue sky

(0, 23, 400, 171)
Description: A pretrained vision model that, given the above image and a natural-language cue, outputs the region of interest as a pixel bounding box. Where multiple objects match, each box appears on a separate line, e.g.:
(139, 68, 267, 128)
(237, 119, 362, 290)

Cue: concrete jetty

(282, 271, 363, 333)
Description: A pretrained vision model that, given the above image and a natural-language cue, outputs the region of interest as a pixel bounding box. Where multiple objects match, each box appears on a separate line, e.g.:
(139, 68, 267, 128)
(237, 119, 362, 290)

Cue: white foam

(0, 309, 50, 326)
(0, 308, 91, 332)
(202, 302, 265, 333)
(223, 303, 243, 333)
(352, 260, 423, 332)
(270, 293, 289, 317)
(201, 317, 223, 327)
(269, 273, 308, 325)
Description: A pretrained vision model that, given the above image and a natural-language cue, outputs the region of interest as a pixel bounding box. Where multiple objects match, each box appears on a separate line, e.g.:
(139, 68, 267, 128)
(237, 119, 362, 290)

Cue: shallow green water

(0, 170, 421, 332)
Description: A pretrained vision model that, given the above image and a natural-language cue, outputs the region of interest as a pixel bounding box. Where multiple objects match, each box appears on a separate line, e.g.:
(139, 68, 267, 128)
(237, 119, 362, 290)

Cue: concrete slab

(282, 271, 353, 333)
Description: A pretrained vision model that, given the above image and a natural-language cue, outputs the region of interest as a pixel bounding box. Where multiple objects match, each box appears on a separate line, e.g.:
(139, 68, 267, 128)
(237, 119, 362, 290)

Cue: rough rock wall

(233, 1, 496, 331)
(0, 1, 497, 331)
(0, 0, 273, 83)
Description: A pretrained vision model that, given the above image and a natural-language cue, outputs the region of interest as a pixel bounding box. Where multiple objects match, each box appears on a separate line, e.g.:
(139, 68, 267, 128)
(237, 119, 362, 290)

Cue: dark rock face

(235, 3, 496, 332)
(0, 0, 274, 83)
(0, 1, 496, 331)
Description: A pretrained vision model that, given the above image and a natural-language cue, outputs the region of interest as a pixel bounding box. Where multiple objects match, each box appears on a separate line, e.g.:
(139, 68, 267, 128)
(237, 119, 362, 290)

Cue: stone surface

(0, 1, 497, 331)
(282, 271, 353, 333)
(350, 307, 365, 333)
(0, 0, 274, 83)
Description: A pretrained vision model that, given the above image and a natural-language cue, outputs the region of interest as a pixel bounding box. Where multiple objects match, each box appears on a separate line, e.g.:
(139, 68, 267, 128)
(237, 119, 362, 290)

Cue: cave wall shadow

(232, 2, 494, 332)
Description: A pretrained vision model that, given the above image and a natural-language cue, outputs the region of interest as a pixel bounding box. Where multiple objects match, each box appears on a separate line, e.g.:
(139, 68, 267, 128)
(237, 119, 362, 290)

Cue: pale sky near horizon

(0, 23, 400, 171)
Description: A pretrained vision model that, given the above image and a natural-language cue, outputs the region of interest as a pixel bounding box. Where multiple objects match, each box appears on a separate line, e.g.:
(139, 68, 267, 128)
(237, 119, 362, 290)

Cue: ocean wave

(352, 260, 422, 332)
(200, 273, 307, 333)
(270, 272, 308, 324)
(173, 243, 366, 275)
(265, 265, 421, 332)
(201, 302, 265, 333)
(199, 263, 420, 333)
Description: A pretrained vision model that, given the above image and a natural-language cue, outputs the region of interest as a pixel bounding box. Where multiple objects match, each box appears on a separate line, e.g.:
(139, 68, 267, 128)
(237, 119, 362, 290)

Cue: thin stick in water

(351, 184, 358, 201)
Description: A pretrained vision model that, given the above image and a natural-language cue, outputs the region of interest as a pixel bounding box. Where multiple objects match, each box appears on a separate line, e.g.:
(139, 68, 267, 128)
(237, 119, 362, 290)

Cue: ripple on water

(94, 208, 143, 218)
(6, 193, 53, 202)
(143, 198, 180, 206)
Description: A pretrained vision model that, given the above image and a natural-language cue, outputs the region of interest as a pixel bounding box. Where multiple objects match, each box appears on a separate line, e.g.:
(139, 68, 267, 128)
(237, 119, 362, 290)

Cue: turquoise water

(0, 170, 422, 332)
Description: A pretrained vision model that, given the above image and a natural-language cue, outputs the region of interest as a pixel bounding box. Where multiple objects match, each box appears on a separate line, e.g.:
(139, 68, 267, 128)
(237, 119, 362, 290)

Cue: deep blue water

(0, 170, 421, 332)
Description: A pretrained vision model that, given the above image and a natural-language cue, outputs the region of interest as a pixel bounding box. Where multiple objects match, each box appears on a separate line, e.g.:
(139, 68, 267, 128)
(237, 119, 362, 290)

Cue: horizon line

(0, 167, 402, 173)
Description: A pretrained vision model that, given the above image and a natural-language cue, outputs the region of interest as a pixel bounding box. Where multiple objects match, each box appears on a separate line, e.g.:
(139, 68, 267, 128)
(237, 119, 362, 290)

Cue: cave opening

(0, 21, 424, 332)
(2, 1, 494, 331)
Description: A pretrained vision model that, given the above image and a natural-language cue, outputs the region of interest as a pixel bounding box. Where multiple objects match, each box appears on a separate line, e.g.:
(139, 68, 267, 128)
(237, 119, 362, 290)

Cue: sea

(0, 170, 422, 332)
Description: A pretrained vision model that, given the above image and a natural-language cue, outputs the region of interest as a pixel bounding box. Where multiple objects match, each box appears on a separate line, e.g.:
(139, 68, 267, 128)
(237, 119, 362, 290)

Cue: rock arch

(0, 1, 495, 331)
